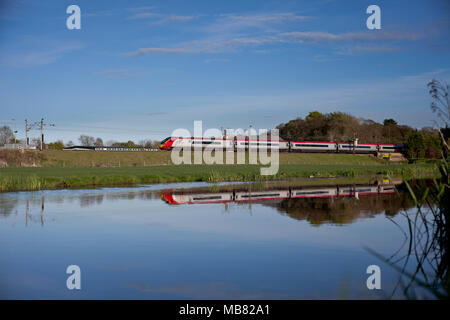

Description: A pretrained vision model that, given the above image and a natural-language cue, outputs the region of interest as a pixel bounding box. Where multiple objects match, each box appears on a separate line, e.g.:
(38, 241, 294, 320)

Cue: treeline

(276, 111, 443, 158)
(46, 135, 161, 150)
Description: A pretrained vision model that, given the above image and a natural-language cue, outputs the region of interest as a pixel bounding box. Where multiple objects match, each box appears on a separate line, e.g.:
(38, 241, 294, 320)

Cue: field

(0, 153, 438, 192)
(37, 150, 389, 167)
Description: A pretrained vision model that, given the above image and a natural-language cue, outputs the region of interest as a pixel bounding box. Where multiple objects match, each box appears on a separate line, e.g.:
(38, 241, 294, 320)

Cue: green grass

(37, 150, 388, 167)
(0, 162, 438, 192)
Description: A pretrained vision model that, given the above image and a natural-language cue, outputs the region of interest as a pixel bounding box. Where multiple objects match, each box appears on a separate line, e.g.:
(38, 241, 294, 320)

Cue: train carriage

(235, 139, 289, 150)
(234, 190, 290, 202)
(161, 183, 401, 206)
(161, 137, 233, 149)
(337, 142, 378, 153)
(290, 141, 337, 152)
(161, 192, 233, 205)
(379, 144, 403, 152)
(159, 136, 404, 154)
(338, 186, 379, 197)
(290, 187, 338, 198)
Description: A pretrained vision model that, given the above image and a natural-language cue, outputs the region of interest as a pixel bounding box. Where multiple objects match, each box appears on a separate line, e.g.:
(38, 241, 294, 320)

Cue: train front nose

(159, 137, 172, 150)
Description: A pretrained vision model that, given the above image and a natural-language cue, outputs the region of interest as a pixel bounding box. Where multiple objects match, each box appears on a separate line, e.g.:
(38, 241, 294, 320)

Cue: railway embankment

(2, 149, 403, 168)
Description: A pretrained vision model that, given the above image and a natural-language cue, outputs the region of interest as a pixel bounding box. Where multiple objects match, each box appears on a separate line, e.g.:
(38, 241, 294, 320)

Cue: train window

(192, 196, 223, 200)
(191, 141, 222, 145)
(340, 145, 371, 149)
(296, 144, 329, 147)
(295, 191, 329, 195)
(160, 137, 171, 144)
(240, 193, 280, 198)
(249, 142, 278, 146)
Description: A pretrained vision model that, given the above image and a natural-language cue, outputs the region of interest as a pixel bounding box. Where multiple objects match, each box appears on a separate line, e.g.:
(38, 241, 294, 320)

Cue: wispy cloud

(204, 58, 230, 63)
(125, 47, 191, 56)
(207, 13, 311, 34)
(312, 54, 342, 62)
(127, 6, 199, 24)
(280, 31, 423, 42)
(337, 45, 401, 55)
(124, 30, 422, 57)
(0, 42, 83, 67)
(83, 10, 114, 18)
(152, 14, 198, 25)
(128, 12, 160, 20)
(123, 9, 423, 57)
(127, 6, 158, 13)
(94, 69, 147, 78)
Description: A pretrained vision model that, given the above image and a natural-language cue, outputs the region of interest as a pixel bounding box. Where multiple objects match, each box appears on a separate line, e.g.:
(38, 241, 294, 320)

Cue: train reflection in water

(161, 183, 401, 205)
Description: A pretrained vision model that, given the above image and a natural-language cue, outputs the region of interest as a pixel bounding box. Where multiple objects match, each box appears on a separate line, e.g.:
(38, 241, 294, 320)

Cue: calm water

(0, 180, 437, 299)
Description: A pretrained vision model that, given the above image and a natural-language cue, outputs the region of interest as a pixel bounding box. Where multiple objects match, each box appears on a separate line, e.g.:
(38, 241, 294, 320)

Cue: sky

(0, 0, 449, 144)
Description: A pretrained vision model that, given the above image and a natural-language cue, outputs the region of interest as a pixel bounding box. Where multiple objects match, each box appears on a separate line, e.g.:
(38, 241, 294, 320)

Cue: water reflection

(161, 181, 414, 225)
(0, 180, 418, 227)
(1, 179, 442, 299)
(366, 178, 449, 299)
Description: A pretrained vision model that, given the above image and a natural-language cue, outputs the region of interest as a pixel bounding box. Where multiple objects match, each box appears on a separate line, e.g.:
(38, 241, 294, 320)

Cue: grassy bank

(0, 162, 437, 192)
(31, 150, 389, 167)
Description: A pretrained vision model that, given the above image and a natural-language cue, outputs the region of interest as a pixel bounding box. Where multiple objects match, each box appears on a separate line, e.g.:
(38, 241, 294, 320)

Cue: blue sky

(0, 0, 449, 143)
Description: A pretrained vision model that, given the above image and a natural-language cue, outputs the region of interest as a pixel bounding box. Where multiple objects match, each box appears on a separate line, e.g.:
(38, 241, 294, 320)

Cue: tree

(112, 140, 137, 147)
(0, 126, 14, 146)
(277, 112, 411, 144)
(404, 131, 426, 158)
(78, 135, 95, 146)
(105, 140, 118, 147)
(94, 137, 104, 146)
(47, 140, 65, 150)
(139, 139, 161, 149)
(383, 119, 397, 126)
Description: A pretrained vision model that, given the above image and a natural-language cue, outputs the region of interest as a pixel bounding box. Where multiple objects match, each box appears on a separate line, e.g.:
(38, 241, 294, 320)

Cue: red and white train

(159, 136, 403, 154)
(161, 184, 398, 205)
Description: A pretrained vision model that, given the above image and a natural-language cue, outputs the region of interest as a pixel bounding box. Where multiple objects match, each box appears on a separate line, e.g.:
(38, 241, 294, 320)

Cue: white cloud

(127, 6, 199, 24)
(153, 14, 198, 25)
(337, 45, 401, 55)
(280, 31, 423, 42)
(124, 30, 422, 57)
(207, 13, 311, 34)
(128, 12, 160, 20)
(125, 47, 191, 56)
(0, 42, 83, 67)
(94, 69, 147, 78)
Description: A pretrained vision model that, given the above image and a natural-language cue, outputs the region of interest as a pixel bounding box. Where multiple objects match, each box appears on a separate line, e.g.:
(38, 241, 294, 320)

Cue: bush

(47, 141, 64, 150)
(404, 130, 442, 159)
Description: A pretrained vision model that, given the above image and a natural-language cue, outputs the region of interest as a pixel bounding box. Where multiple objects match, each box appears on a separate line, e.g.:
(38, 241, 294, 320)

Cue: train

(161, 183, 399, 205)
(159, 136, 403, 154)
